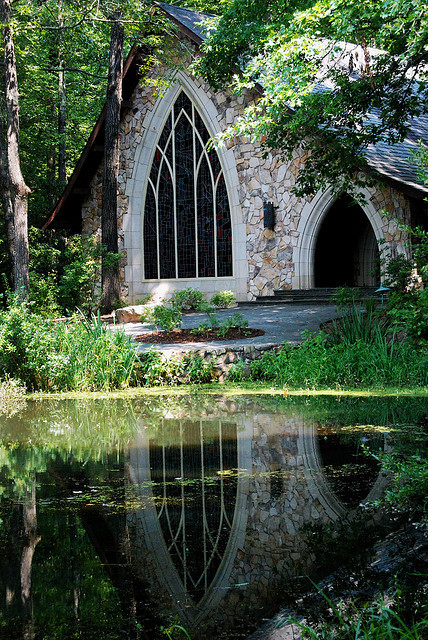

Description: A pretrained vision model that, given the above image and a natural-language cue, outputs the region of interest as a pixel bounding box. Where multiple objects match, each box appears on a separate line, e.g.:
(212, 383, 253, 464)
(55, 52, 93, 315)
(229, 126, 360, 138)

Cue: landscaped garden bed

(134, 327, 265, 343)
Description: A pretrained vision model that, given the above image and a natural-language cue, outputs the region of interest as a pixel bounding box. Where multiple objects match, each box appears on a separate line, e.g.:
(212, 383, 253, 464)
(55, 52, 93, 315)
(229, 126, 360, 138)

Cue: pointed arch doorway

(314, 196, 379, 288)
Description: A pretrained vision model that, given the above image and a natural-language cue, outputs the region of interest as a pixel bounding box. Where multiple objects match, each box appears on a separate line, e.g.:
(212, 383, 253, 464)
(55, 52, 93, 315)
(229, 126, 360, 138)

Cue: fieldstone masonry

(81, 38, 411, 304)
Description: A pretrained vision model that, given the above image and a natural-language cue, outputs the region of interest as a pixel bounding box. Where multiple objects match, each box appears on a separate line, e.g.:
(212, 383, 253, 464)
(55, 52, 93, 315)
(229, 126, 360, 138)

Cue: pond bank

(247, 522, 428, 639)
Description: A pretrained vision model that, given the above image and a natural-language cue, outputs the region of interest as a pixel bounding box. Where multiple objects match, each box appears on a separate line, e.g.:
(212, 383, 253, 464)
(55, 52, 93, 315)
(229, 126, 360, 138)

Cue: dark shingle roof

(156, 2, 215, 42)
(159, 3, 428, 195)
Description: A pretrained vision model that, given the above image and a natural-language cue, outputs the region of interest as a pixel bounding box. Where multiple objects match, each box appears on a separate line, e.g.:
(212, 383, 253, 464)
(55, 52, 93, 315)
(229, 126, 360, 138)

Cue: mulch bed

(134, 327, 265, 344)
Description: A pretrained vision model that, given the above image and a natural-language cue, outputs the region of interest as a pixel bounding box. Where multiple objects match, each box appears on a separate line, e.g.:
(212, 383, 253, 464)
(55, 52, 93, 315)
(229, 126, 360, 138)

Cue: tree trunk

(101, 15, 124, 312)
(57, 5, 67, 187)
(20, 477, 41, 640)
(0, 113, 15, 270)
(1, 0, 31, 297)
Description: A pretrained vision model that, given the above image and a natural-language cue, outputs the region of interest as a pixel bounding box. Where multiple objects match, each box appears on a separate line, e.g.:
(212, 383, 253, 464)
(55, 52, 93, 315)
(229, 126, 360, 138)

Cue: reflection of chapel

(46, 3, 428, 303)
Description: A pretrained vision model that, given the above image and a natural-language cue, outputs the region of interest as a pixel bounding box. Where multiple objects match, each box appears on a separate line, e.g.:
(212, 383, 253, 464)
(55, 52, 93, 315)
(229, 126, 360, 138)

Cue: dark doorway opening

(314, 196, 379, 287)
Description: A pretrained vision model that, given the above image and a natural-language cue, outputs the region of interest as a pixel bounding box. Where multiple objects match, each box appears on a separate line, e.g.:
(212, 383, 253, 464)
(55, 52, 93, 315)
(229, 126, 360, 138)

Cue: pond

(0, 392, 426, 640)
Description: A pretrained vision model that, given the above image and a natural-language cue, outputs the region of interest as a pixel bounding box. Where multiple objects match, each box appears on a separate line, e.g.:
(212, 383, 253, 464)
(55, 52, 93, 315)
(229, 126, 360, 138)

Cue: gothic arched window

(143, 91, 233, 280)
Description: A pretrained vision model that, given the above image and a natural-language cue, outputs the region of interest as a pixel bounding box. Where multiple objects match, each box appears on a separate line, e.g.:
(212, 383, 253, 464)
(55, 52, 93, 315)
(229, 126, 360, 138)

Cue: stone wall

(80, 35, 412, 304)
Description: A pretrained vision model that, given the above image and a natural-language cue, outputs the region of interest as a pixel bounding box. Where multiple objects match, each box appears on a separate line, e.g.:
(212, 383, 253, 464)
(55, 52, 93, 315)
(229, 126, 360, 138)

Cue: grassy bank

(1, 299, 427, 393)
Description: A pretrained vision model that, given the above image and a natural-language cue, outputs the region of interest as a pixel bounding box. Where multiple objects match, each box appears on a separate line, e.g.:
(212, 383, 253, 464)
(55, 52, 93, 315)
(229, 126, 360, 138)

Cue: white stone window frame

(124, 71, 248, 302)
(144, 91, 232, 281)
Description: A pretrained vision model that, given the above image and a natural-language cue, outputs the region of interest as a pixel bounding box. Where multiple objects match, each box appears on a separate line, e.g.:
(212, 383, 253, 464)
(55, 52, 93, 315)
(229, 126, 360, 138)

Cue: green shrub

(0, 302, 140, 391)
(136, 348, 216, 386)
(194, 300, 219, 328)
(250, 331, 428, 388)
(29, 229, 100, 316)
(329, 286, 362, 310)
(381, 228, 428, 343)
(191, 322, 211, 335)
(171, 287, 205, 311)
(152, 303, 182, 331)
(387, 288, 428, 343)
(137, 348, 184, 386)
(210, 290, 236, 308)
(136, 293, 153, 305)
(217, 313, 249, 337)
(181, 353, 216, 383)
(227, 359, 248, 381)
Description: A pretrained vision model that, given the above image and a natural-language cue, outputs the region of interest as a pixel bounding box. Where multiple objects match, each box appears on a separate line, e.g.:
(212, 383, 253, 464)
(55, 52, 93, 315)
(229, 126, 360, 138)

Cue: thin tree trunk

(20, 477, 41, 640)
(57, 5, 67, 187)
(69, 514, 81, 628)
(1, 0, 31, 297)
(0, 114, 15, 270)
(101, 15, 123, 312)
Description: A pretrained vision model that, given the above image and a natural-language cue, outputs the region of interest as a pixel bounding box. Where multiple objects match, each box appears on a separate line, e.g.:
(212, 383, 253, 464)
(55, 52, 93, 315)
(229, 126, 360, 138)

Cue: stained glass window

(143, 91, 233, 280)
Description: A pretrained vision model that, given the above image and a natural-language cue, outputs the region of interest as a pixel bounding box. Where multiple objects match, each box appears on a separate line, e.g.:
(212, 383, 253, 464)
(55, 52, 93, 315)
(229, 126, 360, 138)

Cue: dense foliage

(244, 329, 428, 388)
(0, 301, 139, 391)
(195, 0, 428, 196)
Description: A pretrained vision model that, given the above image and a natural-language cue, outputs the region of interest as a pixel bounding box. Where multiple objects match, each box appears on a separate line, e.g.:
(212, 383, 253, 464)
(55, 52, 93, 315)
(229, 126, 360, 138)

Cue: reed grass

(0, 303, 140, 391)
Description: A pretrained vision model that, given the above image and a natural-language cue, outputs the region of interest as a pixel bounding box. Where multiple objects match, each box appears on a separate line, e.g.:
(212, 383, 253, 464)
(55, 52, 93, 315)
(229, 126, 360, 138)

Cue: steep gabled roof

(44, 3, 427, 230)
(43, 3, 212, 231)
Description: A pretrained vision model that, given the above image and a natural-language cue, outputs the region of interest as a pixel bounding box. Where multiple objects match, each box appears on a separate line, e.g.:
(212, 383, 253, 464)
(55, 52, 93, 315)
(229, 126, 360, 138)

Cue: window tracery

(143, 91, 233, 280)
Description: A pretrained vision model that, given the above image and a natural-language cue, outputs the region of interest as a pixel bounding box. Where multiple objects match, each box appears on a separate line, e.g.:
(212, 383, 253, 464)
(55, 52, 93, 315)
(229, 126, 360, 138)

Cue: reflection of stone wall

(127, 410, 364, 638)
(80, 34, 411, 304)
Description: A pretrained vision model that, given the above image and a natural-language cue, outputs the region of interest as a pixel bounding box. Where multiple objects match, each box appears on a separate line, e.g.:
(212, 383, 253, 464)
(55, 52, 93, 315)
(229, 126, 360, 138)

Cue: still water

(0, 393, 426, 640)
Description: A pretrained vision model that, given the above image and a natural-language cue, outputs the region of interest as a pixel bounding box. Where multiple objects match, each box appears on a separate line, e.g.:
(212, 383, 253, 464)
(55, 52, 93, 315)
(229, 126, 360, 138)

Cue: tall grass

(249, 301, 428, 388)
(0, 303, 140, 391)
(282, 590, 428, 639)
(250, 330, 428, 389)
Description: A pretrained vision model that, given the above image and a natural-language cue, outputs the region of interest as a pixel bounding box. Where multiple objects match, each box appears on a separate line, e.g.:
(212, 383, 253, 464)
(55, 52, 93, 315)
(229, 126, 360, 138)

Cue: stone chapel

(45, 2, 428, 303)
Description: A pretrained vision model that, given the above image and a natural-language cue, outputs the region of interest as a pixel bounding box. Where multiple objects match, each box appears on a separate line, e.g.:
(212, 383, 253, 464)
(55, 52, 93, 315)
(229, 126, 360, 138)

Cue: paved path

(121, 303, 338, 354)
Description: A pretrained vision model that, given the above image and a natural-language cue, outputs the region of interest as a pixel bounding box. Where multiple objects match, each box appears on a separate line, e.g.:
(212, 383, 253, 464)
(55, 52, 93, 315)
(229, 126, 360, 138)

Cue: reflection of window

(150, 420, 237, 602)
(143, 91, 233, 280)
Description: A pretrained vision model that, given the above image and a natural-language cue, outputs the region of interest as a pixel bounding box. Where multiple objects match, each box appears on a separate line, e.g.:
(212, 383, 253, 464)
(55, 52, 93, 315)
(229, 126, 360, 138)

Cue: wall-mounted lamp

(263, 201, 275, 230)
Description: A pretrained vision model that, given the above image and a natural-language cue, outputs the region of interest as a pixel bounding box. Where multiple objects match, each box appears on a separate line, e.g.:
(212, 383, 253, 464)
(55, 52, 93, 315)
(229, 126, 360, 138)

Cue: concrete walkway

(121, 303, 338, 354)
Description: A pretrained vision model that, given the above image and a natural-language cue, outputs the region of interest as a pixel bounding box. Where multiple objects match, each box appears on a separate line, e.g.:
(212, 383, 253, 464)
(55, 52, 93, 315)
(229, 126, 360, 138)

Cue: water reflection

(0, 394, 425, 639)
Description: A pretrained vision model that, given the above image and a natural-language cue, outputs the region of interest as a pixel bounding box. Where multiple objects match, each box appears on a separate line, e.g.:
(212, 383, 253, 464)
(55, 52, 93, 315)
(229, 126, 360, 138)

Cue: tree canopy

(195, 0, 428, 196)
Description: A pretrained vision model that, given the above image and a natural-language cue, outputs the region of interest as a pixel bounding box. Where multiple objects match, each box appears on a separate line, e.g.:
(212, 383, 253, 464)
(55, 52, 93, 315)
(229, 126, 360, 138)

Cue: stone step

(255, 287, 381, 305)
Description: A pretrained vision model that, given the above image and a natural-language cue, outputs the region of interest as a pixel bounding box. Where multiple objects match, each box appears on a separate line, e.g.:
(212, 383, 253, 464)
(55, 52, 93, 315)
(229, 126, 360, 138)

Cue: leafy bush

(0, 301, 140, 391)
(171, 287, 205, 311)
(136, 293, 153, 305)
(136, 348, 217, 386)
(329, 286, 362, 310)
(250, 331, 428, 388)
(28, 229, 100, 316)
(210, 290, 236, 308)
(152, 304, 182, 331)
(217, 313, 249, 337)
(194, 300, 219, 328)
(381, 228, 428, 342)
(227, 359, 248, 381)
(388, 287, 428, 343)
(139, 299, 183, 331)
(181, 353, 216, 384)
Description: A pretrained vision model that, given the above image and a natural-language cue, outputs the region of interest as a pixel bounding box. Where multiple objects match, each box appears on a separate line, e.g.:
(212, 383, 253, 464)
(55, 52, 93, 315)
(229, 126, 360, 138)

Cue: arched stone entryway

(314, 196, 379, 287)
(292, 189, 393, 290)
